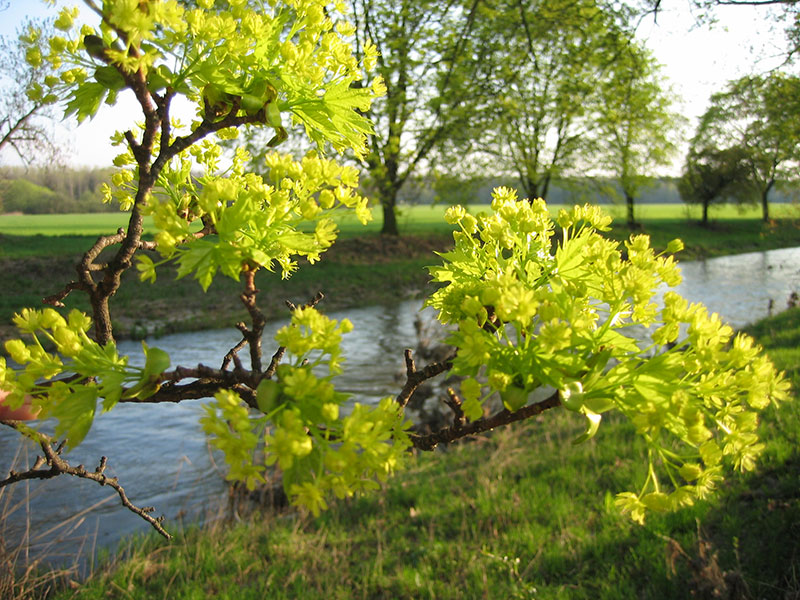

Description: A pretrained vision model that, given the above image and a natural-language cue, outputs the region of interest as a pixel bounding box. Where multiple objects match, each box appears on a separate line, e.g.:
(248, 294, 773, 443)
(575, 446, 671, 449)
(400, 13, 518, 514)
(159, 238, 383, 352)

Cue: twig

(0, 422, 171, 539)
(263, 292, 325, 378)
(443, 387, 465, 429)
(395, 348, 454, 409)
(410, 391, 561, 451)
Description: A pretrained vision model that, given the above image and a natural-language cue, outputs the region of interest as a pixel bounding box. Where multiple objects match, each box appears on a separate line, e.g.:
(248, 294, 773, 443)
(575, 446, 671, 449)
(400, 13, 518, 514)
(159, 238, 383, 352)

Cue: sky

(0, 0, 794, 170)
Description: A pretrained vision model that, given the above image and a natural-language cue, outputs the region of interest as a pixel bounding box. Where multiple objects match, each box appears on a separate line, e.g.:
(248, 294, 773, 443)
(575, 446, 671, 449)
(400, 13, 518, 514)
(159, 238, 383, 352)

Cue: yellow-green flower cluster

(201, 308, 411, 514)
(428, 187, 789, 523)
(138, 149, 371, 290)
(2, 309, 171, 448)
(40, 0, 383, 153)
(275, 306, 353, 374)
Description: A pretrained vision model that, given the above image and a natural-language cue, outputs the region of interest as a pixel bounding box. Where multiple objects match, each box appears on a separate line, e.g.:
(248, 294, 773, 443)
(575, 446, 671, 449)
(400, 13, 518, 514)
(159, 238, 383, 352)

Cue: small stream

(2, 246, 799, 567)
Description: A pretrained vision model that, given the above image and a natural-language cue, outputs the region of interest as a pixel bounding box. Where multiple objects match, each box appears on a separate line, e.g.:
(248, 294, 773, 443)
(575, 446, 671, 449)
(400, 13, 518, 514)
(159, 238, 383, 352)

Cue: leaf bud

(666, 238, 684, 254)
(83, 34, 107, 60)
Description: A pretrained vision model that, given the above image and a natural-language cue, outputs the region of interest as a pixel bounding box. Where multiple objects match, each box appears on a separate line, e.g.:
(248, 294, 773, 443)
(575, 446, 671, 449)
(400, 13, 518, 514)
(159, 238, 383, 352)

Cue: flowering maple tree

(0, 0, 789, 537)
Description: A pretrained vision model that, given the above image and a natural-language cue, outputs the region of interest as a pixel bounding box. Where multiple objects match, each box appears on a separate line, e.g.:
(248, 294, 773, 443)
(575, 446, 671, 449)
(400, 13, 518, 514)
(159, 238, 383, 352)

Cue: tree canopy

(690, 72, 800, 221)
(594, 45, 683, 226)
(678, 145, 752, 225)
(466, 0, 641, 202)
(0, 19, 62, 165)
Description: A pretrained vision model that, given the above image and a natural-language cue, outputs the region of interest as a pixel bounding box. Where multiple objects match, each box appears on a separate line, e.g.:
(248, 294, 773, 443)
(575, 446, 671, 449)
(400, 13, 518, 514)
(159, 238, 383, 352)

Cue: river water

(2, 246, 799, 567)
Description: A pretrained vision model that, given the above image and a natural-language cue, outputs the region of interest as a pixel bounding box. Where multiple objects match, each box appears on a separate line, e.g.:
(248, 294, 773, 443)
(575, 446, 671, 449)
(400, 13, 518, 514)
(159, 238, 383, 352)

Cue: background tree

(0, 0, 788, 540)
(353, 0, 489, 235)
(237, 0, 486, 236)
(678, 144, 752, 226)
(693, 72, 800, 222)
(594, 45, 684, 227)
(469, 0, 637, 202)
(0, 19, 62, 165)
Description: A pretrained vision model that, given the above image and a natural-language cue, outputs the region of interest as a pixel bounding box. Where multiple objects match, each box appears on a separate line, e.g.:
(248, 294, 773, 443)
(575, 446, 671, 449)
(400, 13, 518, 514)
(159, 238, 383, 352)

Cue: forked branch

(0, 421, 171, 539)
(410, 391, 561, 451)
(396, 348, 455, 409)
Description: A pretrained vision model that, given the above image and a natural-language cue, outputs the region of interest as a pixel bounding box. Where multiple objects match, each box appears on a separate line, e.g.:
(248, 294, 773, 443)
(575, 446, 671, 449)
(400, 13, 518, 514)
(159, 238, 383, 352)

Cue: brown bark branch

(410, 391, 562, 451)
(443, 386, 466, 430)
(395, 348, 454, 409)
(47, 234, 156, 309)
(0, 421, 171, 539)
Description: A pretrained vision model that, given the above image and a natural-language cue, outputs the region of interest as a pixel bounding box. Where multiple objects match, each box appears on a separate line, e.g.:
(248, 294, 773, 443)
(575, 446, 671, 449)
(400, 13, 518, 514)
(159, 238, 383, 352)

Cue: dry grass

(0, 442, 115, 600)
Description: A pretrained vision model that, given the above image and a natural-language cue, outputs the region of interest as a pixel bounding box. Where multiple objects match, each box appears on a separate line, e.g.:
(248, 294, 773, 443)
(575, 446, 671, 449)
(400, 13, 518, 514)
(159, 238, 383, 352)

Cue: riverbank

(2, 214, 799, 348)
(12, 305, 795, 600)
(0, 233, 450, 347)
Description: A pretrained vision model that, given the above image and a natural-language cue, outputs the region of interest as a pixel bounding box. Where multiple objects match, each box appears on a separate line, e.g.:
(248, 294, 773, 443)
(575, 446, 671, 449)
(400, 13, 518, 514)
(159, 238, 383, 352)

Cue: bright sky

(0, 0, 793, 170)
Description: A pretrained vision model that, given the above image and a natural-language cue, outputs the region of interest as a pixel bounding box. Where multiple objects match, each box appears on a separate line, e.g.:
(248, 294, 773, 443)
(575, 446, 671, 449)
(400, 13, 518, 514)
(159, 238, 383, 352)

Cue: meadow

(0, 201, 797, 238)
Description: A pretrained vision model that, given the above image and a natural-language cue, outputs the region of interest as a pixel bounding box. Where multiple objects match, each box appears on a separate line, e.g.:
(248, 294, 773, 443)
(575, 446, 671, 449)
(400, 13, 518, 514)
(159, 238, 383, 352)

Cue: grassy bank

(2, 205, 799, 345)
(28, 307, 800, 600)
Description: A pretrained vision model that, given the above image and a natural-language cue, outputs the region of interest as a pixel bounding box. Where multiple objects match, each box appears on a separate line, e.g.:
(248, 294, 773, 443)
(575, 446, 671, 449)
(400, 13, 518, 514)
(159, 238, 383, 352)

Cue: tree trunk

(761, 189, 770, 222)
(626, 192, 635, 227)
(380, 192, 399, 236)
(702, 200, 709, 226)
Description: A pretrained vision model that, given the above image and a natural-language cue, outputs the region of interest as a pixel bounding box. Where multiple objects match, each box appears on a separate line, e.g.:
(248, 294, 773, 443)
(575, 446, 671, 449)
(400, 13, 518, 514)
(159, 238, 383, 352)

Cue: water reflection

(1, 246, 799, 566)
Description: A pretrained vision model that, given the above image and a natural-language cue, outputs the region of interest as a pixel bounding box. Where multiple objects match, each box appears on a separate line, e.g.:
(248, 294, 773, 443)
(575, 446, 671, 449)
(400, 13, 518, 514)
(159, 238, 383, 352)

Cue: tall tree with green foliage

(0, 0, 789, 541)
(695, 73, 800, 222)
(594, 45, 683, 226)
(469, 0, 636, 201)
(348, 0, 486, 235)
(678, 144, 752, 226)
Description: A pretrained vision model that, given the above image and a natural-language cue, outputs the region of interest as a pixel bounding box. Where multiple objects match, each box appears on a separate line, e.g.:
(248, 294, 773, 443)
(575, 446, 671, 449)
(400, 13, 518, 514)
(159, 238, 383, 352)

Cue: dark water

(1, 246, 799, 567)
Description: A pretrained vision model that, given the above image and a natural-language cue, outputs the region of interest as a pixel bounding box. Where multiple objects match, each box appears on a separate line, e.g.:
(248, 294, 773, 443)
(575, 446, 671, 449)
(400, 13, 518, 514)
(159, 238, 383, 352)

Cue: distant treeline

(408, 176, 800, 206)
(0, 166, 115, 214)
(1, 168, 797, 215)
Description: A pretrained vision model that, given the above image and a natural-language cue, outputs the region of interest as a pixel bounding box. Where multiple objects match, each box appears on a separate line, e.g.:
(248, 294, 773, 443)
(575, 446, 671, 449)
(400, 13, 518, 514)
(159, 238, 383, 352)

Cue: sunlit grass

(2, 202, 797, 238)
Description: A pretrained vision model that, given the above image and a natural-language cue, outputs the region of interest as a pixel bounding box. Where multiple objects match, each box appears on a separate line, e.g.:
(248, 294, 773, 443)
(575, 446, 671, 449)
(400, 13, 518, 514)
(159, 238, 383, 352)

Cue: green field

(1, 202, 796, 237)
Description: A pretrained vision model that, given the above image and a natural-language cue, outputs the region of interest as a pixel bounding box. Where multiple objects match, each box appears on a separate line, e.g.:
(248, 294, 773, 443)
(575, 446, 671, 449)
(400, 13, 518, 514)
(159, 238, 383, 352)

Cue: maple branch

(395, 348, 455, 409)
(0, 422, 171, 539)
(410, 391, 562, 451)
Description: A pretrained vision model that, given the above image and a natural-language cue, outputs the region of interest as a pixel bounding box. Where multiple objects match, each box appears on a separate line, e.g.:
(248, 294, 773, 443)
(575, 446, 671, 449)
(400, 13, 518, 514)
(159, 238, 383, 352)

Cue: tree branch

(395, 348, 455, 409)
(0, 421, 171, 539)
(410, 391, 562, 451)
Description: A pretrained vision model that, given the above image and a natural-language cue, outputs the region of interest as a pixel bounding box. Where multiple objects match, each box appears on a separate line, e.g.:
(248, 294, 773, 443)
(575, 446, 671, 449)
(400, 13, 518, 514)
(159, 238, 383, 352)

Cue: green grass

(0, 213, 150, 237)
(43, 309, 800, 599)
(1, 201, 796, 238)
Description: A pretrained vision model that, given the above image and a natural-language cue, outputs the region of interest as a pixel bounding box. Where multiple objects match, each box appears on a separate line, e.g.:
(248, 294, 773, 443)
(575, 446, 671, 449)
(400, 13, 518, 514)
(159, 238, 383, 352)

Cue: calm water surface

(1, 246, 799, 565)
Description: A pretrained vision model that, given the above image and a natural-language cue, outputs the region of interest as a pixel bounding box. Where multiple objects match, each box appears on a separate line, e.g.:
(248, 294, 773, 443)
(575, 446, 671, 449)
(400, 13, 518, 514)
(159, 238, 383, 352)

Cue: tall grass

(0, 443, 113, 600)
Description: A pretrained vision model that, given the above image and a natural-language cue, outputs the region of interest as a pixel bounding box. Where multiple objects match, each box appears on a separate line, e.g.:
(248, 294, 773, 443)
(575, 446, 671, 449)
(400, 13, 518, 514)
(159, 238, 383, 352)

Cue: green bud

(666, 238, 684, 254)
(559, 381, 584, 412)
(500, 385, 528, 412)
(241, 94, 264, 115)
(256, 379, 282, 414)
(83, 34, 106, 60)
